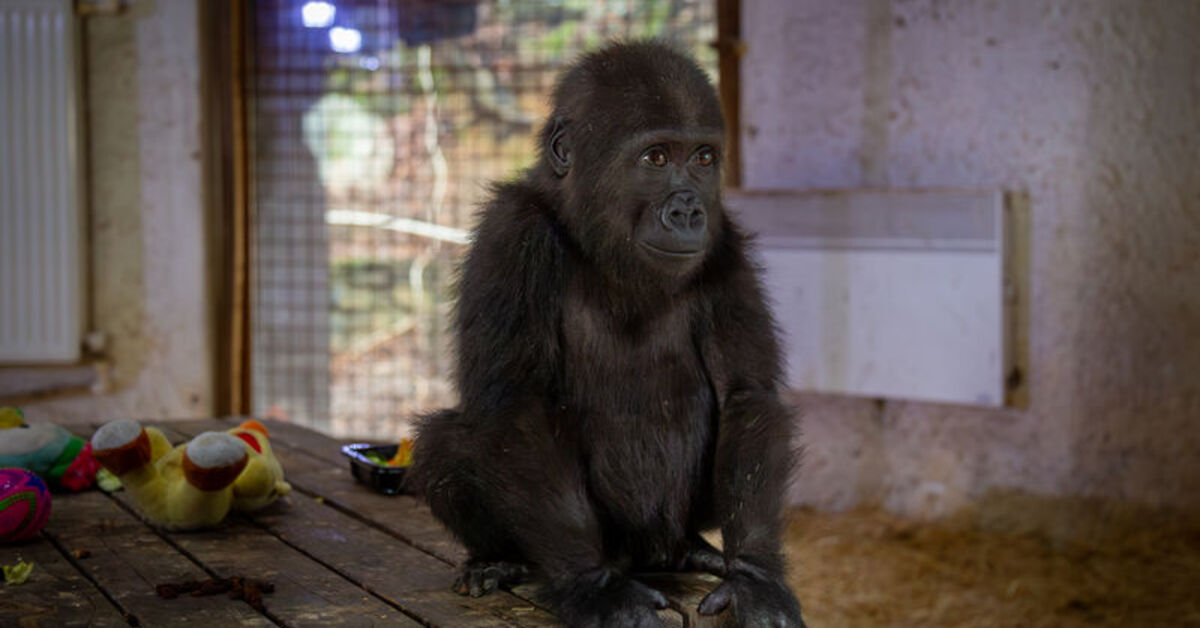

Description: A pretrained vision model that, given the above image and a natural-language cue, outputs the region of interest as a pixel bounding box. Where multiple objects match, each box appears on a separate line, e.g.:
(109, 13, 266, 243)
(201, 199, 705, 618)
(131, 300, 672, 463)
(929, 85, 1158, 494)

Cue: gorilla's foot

(452, 560, 529, 598)
(556, 568, 669, 628)
(682, 545, 726, 576)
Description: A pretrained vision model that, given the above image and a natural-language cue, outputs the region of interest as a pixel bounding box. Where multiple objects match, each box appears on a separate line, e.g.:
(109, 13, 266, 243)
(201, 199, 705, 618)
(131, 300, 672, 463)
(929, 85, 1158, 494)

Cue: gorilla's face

(549, 123, 725, 282)
(624, 132, 723, 275)
(540, 43, 727, 284)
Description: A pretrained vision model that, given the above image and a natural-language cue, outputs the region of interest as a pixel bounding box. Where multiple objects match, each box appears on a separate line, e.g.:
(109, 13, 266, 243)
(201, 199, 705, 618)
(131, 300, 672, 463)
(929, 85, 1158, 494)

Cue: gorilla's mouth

(640, 242, 704, 259)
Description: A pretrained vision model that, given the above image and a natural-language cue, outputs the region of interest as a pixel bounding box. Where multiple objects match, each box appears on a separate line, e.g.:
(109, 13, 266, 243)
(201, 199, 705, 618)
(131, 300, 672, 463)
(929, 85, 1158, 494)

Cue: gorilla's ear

(548, 117, 571, 177)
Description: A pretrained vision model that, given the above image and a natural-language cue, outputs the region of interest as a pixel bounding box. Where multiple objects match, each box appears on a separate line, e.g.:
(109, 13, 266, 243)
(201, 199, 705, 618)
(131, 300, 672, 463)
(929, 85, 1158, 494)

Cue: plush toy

(90, 419, 291, 531)
(0, 468, 52, 543)
(0, 407, 100, 491)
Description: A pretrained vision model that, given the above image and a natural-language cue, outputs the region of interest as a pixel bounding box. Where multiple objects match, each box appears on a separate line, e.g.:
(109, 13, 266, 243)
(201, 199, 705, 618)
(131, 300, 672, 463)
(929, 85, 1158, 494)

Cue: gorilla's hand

(697, 570, 805, 628)
(557, 568, 669, 628)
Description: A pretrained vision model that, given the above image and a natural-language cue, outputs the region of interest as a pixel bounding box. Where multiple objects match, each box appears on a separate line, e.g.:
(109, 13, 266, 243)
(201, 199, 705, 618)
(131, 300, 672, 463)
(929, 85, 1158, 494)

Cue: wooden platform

(0, 418, 722, 627)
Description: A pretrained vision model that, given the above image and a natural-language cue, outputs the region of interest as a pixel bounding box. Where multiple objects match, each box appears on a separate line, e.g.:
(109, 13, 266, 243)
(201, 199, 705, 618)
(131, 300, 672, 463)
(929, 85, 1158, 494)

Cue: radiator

(0, 0, 83, 363)
(732, 189, 1018, 408)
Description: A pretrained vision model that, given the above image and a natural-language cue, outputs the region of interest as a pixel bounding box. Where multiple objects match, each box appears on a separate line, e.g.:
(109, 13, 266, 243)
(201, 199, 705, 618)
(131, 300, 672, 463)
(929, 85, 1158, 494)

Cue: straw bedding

(783, 498, 1200, 627)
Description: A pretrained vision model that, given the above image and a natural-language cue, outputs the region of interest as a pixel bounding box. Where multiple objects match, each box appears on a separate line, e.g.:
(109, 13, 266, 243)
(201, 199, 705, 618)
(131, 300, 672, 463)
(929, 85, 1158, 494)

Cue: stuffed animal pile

(0, 407, 100, 492)
(90, 419, 291, 530)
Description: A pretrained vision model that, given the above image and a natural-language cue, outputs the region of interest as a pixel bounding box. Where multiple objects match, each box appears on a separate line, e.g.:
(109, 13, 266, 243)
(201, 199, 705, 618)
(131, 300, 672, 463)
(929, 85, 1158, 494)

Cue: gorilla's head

(538, 41, 726, 283)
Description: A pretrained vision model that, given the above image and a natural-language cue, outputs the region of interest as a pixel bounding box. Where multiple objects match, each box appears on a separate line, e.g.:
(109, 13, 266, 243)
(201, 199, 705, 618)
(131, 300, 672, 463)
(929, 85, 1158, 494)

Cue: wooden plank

(638, 572, 724, 628)
(71, 421, 418, 626)
(158, 419, 714, 626)
(257, 420, 710, 626)
(42, 490, 272, 627)
(173, 418, 467, 565)
(0, 535, 129, 627)
(250, 489, 560, 627)
(160, 513, 419, 626)
(152, 421, 559, 625)
(258, 418, 357, 465)
(259, 419, 464, 557)
(279, 451, 466, 565)
(508, 574, 724, 628)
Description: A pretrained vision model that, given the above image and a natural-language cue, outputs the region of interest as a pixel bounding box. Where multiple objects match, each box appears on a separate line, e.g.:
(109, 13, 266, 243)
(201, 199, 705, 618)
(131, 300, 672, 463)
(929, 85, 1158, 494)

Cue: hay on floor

(783, 499, 1200, 627)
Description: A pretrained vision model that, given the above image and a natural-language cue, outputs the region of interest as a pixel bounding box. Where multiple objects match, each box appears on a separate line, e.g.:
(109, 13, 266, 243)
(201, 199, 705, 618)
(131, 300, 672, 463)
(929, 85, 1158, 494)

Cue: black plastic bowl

(341, 443, 409, 495)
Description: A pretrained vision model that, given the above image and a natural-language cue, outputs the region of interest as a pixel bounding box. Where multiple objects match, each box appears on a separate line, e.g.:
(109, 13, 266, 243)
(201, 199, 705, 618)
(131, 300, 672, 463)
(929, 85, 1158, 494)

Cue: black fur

(407, 40, 804, 627)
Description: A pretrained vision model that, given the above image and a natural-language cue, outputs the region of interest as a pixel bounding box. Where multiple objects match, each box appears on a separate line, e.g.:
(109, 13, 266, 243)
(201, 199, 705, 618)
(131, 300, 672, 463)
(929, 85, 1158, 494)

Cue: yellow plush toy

(90, 419, 291, 530)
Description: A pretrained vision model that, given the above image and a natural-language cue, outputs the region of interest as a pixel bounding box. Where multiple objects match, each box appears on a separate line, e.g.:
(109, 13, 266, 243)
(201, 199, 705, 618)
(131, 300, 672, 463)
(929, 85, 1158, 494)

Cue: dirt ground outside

(783, 494, 1200, 627)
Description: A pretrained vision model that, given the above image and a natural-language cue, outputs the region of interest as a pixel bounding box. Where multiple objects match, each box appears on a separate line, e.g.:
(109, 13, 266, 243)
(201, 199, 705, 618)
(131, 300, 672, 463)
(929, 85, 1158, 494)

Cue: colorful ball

(0, 468, 51, 543)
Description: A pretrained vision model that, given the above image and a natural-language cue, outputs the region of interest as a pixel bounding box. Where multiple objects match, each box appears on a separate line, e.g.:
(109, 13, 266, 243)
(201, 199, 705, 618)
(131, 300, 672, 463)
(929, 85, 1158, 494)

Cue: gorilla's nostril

(662, 193, 705, 233)
(662, 207, 688, 230)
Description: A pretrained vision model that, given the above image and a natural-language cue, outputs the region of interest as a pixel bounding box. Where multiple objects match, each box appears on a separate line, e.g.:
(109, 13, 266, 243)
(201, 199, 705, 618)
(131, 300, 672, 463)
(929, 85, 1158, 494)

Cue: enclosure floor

(783, 504, 1200, 627)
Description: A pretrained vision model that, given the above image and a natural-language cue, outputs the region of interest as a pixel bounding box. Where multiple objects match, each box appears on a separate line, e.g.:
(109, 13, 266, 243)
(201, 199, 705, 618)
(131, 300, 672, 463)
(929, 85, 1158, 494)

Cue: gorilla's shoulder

(477, 180, 555, 227)
(464, 180, 569, 283)
(474, 180, 566, 247)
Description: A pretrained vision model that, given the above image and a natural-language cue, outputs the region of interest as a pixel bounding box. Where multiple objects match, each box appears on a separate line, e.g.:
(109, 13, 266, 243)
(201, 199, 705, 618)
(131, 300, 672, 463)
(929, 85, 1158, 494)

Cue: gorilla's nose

(661, 191, 706, 236)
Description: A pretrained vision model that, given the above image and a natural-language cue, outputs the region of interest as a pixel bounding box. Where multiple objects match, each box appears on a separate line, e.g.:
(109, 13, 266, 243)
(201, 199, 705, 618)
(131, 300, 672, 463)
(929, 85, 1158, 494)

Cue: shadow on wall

(1064, 1, 1200, 509)
(776, 0, 1200, 519)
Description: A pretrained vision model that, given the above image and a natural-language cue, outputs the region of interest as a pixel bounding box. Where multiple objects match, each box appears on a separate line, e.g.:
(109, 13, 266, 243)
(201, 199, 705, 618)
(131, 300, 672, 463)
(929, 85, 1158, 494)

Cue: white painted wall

(743, 0, 1200, 516)
(20, 0, 212, 422)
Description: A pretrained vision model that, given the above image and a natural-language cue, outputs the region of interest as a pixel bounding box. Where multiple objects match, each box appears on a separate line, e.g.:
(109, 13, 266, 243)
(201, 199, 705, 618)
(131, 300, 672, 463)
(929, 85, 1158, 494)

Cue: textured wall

(743, 0, 1200, 516)
(23, 0, 213, 422)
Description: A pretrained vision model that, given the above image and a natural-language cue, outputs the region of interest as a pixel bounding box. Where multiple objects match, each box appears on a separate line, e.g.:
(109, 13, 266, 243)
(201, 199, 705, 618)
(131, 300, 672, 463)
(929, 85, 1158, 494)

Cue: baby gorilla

(407, 40, 805, 627)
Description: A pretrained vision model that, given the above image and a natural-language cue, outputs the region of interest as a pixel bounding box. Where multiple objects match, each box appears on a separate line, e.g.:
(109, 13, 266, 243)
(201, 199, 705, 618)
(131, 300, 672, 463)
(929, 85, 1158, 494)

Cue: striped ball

(0, 468, 51, 543)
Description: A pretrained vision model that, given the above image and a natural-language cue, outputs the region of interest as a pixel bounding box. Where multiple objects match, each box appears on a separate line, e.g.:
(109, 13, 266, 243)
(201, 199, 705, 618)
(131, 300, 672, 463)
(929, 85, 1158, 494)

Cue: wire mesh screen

(250, 0, 717, 439)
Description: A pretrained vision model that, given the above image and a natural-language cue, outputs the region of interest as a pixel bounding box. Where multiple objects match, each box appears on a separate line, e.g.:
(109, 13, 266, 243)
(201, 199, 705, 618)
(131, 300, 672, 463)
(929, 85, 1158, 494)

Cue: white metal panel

(0, 0, 83, 362)
(731, 190, 1010, 407)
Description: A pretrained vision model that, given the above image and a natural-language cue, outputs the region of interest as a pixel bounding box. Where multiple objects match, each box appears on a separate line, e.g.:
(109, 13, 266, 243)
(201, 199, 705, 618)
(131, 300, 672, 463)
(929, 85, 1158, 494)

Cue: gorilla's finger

(697, 582, 733, 615)
(643, 585, 669, 610)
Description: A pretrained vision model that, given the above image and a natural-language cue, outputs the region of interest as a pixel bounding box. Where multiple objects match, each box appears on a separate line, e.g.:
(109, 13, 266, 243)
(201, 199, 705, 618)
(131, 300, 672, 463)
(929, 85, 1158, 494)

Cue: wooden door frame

(716, 0, 742, 189)
(201, 0, 251, 416)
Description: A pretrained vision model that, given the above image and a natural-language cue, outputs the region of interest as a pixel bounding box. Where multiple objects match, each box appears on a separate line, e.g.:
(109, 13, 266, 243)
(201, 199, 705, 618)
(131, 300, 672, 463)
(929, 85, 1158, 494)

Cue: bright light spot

(301, 1, 336, 28)
(359, 56, 380, 71)
(329, 27, 362, 54)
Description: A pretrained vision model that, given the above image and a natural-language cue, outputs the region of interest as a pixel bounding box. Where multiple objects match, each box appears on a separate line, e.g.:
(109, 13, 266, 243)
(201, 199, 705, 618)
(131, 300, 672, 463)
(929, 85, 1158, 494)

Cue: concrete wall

(745, 0, 1200, 517)
(22, 0, 212, 422)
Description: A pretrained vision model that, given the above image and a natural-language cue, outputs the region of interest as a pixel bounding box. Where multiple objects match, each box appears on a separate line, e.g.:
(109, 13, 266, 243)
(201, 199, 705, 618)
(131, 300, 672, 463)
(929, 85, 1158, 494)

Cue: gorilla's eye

(695, 147, 716, 167)
(641, 147, 669, 168)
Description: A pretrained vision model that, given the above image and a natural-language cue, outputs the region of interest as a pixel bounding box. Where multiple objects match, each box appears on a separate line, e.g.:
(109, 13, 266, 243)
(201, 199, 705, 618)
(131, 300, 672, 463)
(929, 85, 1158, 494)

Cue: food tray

(341, 443, 408, 495)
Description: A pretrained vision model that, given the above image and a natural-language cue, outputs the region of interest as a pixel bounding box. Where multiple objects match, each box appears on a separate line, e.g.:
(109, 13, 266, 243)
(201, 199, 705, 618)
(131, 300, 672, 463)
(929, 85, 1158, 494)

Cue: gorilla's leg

(406, 410, 527, 597)
(425, 463, 529, 597)
(410, 408, 669, 625)
(454, 560, 530, 598)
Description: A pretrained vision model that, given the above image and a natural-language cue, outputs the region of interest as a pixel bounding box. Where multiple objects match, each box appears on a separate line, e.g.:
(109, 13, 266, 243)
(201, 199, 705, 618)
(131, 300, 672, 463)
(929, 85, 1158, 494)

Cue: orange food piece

(388, 438, 414, 467)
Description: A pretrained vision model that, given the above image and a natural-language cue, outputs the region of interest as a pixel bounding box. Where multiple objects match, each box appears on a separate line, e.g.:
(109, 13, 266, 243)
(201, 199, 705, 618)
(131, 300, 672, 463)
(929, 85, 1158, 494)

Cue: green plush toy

(0, 407, 102, 491)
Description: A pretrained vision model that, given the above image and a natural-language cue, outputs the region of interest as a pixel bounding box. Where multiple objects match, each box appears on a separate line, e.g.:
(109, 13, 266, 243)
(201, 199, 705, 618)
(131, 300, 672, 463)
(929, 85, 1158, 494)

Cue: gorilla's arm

(455, 182, 565, 412)
(697, 234, 804, 624)
(428, 183, 669, 622)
